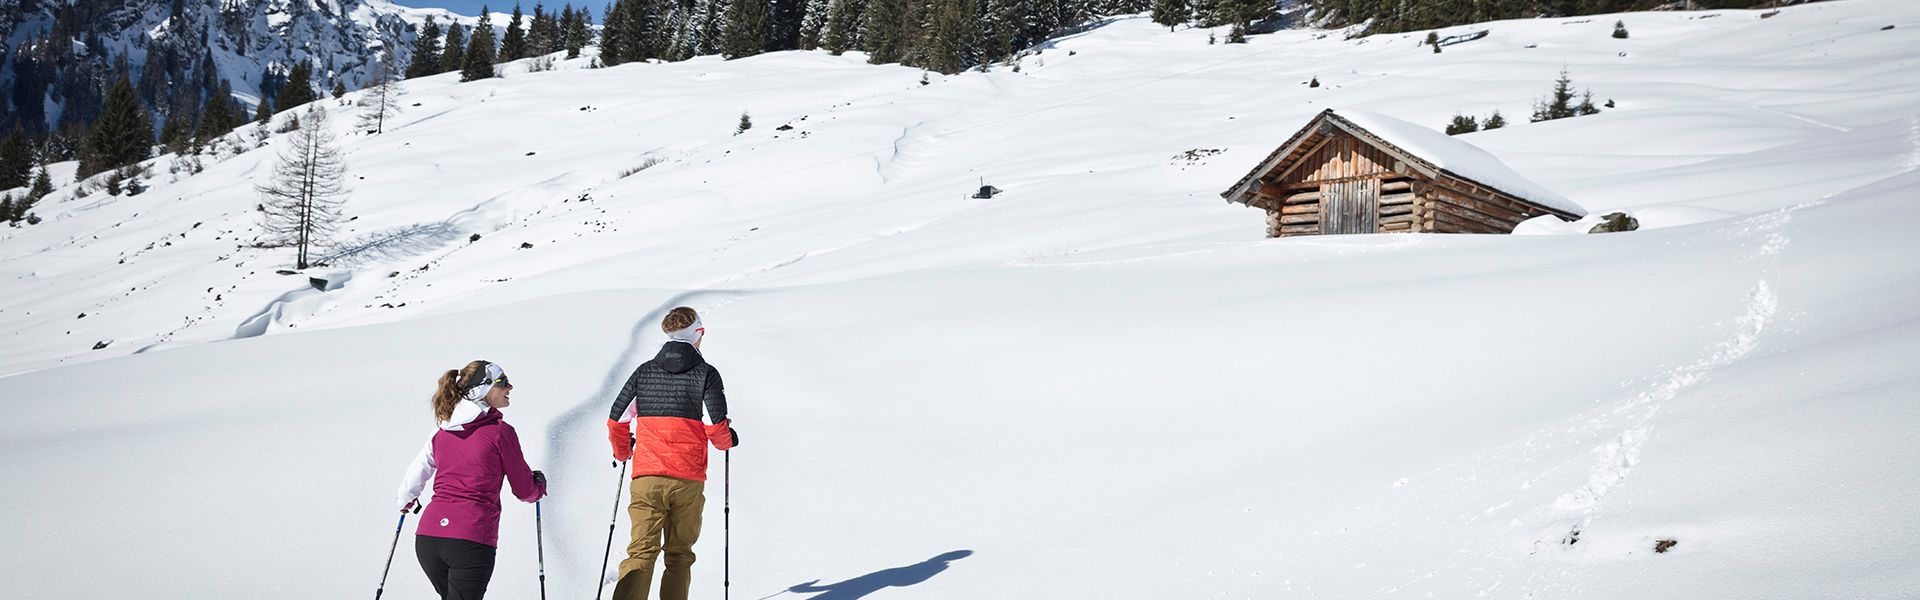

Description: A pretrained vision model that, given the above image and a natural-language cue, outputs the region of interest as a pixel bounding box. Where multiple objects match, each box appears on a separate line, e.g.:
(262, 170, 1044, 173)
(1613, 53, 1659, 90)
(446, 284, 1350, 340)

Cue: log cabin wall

(1259, 132, 1406, 237)
(1415, 175, 1555, 234)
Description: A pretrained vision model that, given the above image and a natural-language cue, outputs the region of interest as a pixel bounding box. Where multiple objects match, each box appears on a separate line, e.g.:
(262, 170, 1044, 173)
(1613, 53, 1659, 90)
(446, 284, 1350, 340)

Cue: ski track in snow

(1345, 203, 1807, 598)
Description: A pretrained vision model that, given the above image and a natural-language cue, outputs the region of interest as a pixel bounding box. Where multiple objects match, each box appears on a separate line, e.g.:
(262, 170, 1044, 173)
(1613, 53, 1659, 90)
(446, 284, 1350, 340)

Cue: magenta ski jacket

(396, 406, 546, 547)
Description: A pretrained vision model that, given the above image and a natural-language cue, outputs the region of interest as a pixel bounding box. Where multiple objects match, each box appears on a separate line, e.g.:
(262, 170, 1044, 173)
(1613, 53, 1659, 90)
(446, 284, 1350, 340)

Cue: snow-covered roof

(1223, 109, 1585, 217)
(1334, 109, 1584, 216)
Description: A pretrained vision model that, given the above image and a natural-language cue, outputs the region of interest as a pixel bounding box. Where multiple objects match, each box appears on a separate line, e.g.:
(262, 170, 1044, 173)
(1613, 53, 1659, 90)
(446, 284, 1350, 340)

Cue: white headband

(667, 316, 705, 346)
(463, 362, 506, 403)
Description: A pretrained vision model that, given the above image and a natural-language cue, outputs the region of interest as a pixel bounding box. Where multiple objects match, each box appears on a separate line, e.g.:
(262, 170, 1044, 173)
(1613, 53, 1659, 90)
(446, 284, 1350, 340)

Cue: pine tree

(407, 17, 445, 78)
(601, 0, 633, 65)
(256, 97, 275, 126)
(1151, 0, 1189, 32)
(1531, 68, 1578, 122)
(330, 80, 347, 98)
(30, 164, 53, 199)
(1426, 31, 1441, 53)
(462, 7, 500, 81)
(528, 5, 558, 55)
(257, 107, 348, 270)
(1483, 110, 1507, 129)
(821, 0, 866, 54)
(1612, 20, 1628, 39)
(797, 0, 831, 49)
(771, 0, 805, 50)
(159, 103, 192, 151)
(1221, 0, 1270, 42)
(562, 5, 592, 58)
(859, 0, 911, 64)
(0, 128, 33, 190)
(1444, 113, 1479, 135)
(280, 62, 317, 110)
(442, 23, 468, 73)
(0, 196, 14, 222)
(691, 0, 731, 57)
(76, 74, 153, 178)
(503, 4, 530, 60)
(915, 0, 978, 74)
(215, 80, 242, 133)
(735, 110, 752, 134)
(723, 0, 772, 58)
(1576, 90, 1600, 115)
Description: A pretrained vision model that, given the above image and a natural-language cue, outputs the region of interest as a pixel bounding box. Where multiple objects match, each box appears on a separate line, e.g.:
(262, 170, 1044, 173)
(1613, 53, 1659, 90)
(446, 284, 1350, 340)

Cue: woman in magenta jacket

(396, 360, 547, 599)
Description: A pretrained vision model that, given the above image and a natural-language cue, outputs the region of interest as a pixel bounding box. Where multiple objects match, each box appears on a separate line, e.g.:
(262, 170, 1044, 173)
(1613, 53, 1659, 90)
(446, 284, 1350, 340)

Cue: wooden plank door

(1320, 179, 1380, 234)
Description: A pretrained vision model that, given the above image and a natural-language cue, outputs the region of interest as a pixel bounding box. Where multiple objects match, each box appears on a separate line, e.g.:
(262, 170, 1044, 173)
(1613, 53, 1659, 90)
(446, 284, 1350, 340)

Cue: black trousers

(416, 535, 497, 600)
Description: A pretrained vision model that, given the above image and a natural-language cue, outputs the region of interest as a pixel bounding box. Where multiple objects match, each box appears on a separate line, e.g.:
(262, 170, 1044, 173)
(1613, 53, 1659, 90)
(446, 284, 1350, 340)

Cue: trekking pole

(535, 500, 547, 600)
(595, 458, 630, 600)
(725, 450, 731, 600)
(375, 503, 419, 599)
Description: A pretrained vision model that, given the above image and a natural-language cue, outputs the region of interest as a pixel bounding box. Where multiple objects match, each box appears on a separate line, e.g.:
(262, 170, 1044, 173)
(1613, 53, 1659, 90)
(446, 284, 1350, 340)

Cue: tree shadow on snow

(318, 222, 461, 267)
(784, 550, 973, 600)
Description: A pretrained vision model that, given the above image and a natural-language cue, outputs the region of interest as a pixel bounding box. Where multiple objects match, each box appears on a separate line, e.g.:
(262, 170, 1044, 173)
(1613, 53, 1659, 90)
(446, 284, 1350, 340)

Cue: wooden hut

(1219, 109, 1584, 237)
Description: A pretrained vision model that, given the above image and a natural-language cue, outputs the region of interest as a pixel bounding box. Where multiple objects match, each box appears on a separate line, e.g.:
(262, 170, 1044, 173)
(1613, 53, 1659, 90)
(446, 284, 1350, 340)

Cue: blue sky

(400, 0, 615, 18)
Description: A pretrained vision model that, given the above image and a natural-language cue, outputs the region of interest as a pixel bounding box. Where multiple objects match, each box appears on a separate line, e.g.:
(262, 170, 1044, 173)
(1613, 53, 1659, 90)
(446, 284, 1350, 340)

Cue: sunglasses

(461, 362, 512, 391)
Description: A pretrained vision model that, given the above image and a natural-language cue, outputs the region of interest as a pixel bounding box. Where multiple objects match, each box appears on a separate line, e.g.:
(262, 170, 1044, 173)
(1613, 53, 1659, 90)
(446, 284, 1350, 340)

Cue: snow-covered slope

(3, 2, 1919, 598)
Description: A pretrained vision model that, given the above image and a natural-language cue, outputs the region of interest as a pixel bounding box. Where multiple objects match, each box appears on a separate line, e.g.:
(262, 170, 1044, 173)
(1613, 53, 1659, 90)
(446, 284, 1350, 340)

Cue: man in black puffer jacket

(606, 306, 738, 600)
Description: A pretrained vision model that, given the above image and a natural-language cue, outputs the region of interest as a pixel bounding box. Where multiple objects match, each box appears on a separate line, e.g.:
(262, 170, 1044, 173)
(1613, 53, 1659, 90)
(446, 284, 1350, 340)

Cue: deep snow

(3, 2, 1919, 598)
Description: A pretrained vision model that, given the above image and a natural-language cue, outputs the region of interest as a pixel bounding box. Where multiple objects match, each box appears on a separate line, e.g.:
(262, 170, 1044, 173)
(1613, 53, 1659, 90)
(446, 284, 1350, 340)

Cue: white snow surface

(4, 2, 1920, 599)
(1337, 108, 1586, 215)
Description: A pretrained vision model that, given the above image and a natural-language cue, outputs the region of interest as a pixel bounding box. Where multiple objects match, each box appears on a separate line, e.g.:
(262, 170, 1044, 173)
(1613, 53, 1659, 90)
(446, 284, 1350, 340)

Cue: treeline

(1301, 0, 1764, 34)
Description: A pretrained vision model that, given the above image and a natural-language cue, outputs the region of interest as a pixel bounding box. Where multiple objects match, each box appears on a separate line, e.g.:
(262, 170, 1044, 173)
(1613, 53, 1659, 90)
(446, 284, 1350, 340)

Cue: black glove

(532, 470, 547, 488)
(728, 427, 740, 448)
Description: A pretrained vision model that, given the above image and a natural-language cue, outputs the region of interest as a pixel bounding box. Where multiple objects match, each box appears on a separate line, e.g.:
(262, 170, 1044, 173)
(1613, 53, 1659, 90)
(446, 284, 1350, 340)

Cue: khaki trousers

(612, 476, 705, 600)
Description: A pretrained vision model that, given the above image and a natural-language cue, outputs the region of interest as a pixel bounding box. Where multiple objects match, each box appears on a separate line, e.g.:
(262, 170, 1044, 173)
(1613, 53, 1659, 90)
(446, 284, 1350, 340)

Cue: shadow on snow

(783, 550, 974, 600)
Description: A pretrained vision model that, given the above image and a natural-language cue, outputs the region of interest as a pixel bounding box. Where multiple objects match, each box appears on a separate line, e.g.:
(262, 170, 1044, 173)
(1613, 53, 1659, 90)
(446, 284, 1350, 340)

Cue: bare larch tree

(257, 106, 348, 269)
(356, 50, 406, 134)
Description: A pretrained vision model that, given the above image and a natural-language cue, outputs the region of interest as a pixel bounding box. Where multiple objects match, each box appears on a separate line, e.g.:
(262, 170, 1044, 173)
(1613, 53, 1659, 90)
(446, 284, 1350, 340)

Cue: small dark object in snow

(1881, 25, 1895, 31)
(77, 313, 86, 319)
(1309, 77, 1320, 88)
(192, 222, 203, 229)
(1524, 43, 1538, 49)
(418, 265, 430, 272)
(469, 233, 482, 242)
(388, 271, 400, 278)
(276, 269, 298, 275)
(972, 185, 1002, 199)
(1564, 527, 1581, 545)
(412, 102, 422, 107)
(1589, 212, 1640, 233)
(750, 227, 759, 231)
(525, 151, 536, 156)
(520, 242, 534, 249)
(1605, 99, 1616, 108)
(776, 124, 793, 131)
(92, 340, 110, 350)
(309, 277, 328, 291)
(1654, 539, 1678, 553)
(1068, 50, 1077, 56)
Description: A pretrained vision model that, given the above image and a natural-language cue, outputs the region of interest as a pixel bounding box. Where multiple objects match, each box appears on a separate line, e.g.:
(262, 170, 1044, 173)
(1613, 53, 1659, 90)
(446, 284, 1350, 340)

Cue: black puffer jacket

(606, 341, 736, 480)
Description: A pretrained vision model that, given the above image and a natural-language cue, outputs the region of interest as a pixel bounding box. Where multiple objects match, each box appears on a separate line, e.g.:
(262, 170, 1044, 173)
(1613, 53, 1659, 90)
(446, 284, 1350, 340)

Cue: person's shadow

(785, 550, 974, 599)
